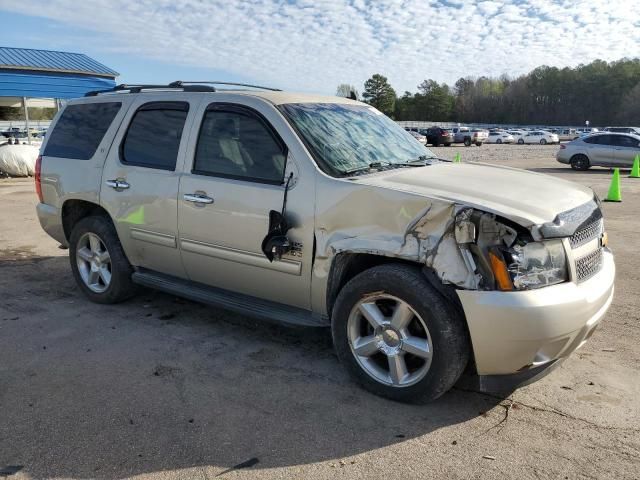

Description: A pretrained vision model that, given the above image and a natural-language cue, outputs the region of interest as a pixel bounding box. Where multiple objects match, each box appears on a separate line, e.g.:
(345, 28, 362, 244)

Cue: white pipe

(23, 96, 31, 145)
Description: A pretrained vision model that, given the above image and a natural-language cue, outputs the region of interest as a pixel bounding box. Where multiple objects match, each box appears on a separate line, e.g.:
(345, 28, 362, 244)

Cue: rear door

(584, 135, 615, 166)
(611, 135, 640, 167)
(100, 94, 201, 277)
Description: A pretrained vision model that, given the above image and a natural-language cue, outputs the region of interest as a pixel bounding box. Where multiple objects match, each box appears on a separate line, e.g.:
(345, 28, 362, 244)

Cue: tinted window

(585, 135, 613, 145)
(611, 135, 639, 147)
(121, 102, 188, 170)
(193, 108, 286, 184)
(44, 102, 121, 160)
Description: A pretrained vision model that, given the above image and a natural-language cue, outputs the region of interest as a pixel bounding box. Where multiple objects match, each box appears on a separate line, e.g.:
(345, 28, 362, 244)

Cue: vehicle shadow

(0, 253, 506, 479)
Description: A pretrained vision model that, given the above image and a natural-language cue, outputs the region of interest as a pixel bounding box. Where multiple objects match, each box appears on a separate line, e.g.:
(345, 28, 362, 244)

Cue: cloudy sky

(1, 0, 638, 94)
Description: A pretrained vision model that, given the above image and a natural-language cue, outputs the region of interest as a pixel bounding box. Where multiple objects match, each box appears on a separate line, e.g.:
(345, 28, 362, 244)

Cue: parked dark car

(426, 127, 453, 147)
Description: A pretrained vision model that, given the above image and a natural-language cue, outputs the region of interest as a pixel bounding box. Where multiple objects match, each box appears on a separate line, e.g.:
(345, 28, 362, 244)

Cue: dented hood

(351, 162, 594, 227)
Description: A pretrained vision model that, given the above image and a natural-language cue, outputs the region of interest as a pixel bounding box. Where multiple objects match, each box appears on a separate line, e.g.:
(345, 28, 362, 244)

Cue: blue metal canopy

(0, 47, 118, 99)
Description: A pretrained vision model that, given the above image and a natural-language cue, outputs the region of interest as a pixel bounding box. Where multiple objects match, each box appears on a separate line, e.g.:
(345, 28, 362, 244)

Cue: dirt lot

(1, 144, 639, 479)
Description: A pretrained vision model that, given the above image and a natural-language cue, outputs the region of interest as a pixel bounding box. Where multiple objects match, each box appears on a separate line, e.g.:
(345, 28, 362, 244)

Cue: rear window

(43, 102, 121, 160)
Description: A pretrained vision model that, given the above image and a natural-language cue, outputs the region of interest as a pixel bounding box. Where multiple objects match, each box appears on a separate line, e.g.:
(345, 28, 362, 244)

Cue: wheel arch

(326, 253, 413, 319)
(326, 253, 465, 320)
(61, 199, 113, 242)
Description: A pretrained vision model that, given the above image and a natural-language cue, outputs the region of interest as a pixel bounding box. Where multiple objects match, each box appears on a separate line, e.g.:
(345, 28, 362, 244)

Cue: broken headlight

(506, 239, 568, 290)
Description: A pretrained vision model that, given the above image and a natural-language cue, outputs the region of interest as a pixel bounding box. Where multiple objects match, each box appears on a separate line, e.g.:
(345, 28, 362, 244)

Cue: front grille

(575, 248, 603, 283)
(570, 218, 603, 248)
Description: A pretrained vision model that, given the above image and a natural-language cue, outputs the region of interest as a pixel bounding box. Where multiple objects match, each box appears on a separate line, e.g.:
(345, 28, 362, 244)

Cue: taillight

(35, 155, 43, 203)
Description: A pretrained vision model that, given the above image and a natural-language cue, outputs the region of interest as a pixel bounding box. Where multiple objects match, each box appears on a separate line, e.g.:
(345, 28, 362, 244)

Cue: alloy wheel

(347, 294, 433, 387)
(76, 232, 112, 293)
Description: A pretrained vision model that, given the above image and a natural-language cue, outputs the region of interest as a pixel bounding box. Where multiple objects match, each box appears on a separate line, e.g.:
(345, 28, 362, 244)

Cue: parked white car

(407, 130, 427, 144)
(486, 131, 515, 144)
(508, 130, 526, 143)
(517, 130, 559, 145)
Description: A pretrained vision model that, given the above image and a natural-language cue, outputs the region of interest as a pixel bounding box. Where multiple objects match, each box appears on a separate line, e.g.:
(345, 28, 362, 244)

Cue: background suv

(425, 126, 453, 147)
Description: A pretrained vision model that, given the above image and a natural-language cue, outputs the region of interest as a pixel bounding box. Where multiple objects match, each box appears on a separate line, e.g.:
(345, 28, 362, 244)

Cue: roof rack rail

(85, 83, 216, 97)
(169, 80, 282, 91)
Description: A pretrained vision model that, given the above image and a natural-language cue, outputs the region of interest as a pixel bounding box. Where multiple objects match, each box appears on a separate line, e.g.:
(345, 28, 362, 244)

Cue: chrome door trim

(180, 238, 302, 275)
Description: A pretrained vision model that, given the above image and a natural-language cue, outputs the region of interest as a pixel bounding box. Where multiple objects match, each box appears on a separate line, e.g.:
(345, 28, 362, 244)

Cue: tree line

(337, 58, 640, 126)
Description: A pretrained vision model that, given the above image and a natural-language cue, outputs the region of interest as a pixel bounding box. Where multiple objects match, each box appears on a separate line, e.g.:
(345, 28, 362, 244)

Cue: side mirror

(263, 235, 291, 261)
(261, 210, 292, 262)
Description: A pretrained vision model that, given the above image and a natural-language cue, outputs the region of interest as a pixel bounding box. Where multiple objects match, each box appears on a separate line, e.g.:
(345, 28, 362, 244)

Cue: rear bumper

(457, 250, 615, 376)
(36, 202, 67, 246)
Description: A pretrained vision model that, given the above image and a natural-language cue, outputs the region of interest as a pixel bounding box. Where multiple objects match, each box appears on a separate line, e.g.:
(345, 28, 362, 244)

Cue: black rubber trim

(458, 359, 564, 394)
(132, 269, 327, 327)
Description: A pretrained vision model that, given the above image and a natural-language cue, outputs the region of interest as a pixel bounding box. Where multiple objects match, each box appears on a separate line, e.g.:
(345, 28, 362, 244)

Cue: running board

(131, 269, 327, 328)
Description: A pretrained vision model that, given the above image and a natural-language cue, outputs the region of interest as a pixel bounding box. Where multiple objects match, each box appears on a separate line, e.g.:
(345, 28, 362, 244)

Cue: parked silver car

(557, 132, 640, 170)
(603, 127, 640, 135)
(35, 82, 614, 403)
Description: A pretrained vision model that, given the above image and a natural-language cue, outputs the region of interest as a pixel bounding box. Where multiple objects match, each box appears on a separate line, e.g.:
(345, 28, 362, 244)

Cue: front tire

(540, 138, 547, 145)
(475, 142, 482, 147)
(518, 138, 524, 145)
(69, 215, 136, 304)
(496, 138, 502, 144)
(332, 264, 469, 403)
(464, 138, 471, 147)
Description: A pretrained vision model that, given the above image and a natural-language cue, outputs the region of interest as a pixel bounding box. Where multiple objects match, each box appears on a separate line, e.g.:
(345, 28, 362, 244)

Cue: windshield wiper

(342, 159, 431, 176)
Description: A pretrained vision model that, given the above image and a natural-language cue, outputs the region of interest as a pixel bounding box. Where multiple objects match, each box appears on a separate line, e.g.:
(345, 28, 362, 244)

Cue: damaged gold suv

(35, 82, 615, 403)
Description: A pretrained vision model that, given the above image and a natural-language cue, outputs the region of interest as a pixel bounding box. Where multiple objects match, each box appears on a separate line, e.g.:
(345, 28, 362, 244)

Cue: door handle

(183, 193, 214, 204)
(105, 179, 130, 189)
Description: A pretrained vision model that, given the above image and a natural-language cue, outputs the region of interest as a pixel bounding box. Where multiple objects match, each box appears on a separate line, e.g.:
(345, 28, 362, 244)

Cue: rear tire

(496, 139, 502, 144)
(69, 215, 137, 304)
(432, 140, 439, 147)
(518, 138, 524, 145)
(445, 143, 451, 147)
(332, 264, 469, 403)
(570, 154, 591, 171)
(540, 138, 547, 145)
(475, 142, 482, 147)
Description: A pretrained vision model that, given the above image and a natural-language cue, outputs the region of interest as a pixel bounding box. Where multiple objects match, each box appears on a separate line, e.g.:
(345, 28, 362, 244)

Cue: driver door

(177, 101, 315, 309)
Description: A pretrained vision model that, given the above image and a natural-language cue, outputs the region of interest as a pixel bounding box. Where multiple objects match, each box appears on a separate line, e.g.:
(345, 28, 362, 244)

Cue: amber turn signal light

(489, 250, 513, 291)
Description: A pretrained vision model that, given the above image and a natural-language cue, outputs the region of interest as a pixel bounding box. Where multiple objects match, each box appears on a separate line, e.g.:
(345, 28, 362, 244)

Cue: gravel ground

(0, 144, 639, 479)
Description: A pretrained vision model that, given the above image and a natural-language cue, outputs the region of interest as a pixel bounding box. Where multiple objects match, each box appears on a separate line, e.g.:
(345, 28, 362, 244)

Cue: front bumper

(457, 250, 615, 376)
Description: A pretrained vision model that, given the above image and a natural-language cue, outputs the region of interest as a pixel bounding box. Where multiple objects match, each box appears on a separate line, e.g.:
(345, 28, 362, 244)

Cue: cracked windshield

(281, 103, 437, 176)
